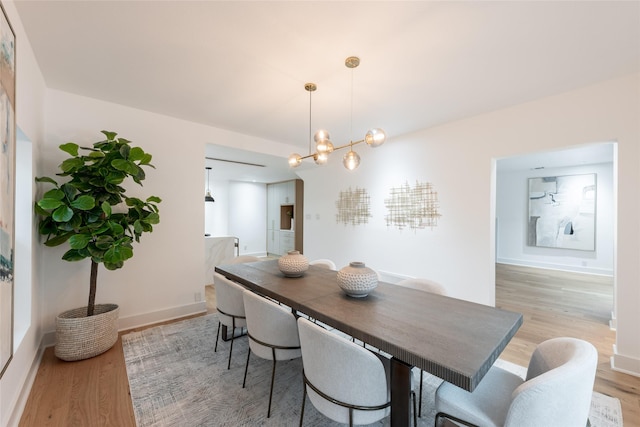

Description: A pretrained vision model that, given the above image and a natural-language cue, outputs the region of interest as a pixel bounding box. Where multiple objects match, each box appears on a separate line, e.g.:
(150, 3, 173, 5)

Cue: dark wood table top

(216, 259, 523, 392)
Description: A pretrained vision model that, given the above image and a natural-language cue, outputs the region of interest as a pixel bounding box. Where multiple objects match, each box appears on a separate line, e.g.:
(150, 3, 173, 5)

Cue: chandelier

(288, 56, 386, 171)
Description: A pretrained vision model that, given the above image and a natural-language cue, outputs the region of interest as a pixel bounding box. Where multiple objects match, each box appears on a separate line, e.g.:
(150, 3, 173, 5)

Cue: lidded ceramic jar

(336, 262, 378, 297)
(278, 250, 309, 277)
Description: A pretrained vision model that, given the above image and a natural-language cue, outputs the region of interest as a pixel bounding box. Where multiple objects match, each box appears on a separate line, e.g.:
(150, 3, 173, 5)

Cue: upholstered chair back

(213, 272, 246, 328)
(298, 317, 390, 425)
(505, 337, 598, 427)
(242, 290, 301, 361)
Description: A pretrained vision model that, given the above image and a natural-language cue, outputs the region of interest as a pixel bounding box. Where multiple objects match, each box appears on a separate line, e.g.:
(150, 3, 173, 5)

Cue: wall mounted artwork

(0, 1, 14, 379)
(384, 181, 441, 231)
(527, 173, 596, 251)
(336, 187, 371, 226)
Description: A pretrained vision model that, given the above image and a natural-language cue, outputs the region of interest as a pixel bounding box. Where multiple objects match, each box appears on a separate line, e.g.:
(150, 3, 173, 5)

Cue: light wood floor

(19, 265, 640, 426)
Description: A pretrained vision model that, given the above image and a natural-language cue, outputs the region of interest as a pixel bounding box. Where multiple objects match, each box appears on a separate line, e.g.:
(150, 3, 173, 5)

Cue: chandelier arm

(332, 138, 365, 152)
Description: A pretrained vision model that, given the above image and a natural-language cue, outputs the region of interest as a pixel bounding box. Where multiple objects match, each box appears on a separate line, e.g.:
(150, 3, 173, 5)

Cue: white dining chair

(242, 289, 302, 418)
(434, 337, 598, 427)
(396, 277, 448, 418)
(220, 255, 260, 265)
(309, 258, 337, 270)
(297, 317, 417, 427)
(213, 272, 247, 370)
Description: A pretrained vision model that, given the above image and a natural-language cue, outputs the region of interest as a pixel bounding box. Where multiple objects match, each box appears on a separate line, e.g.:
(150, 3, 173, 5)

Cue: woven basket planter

(55, 303, 120, 361)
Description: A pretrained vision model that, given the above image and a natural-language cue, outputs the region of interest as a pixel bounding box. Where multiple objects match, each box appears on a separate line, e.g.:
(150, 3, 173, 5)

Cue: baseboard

(377, 270, 415, 284)
(611, 345, 640, 377)
(497, 258, 613, 276)
(41, 301, 208, 347)
(7, 339, 46, 427)
(118, 301, 207, 331)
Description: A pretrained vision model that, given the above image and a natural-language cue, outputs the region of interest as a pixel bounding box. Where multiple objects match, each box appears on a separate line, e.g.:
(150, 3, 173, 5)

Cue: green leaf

(95, 235, 114, 250)
(52, 205, 74, 222)
(106, 171, 125, 184)
(88, 150, 106, 158)
(144, 212, 160, 225)
(146, 196, 162, 203)
(101, 201, 112, 217)
(134, 220, 143, 234)
(59, 143, 79, 157)
(62, 249, 87, 262)
(68, 214, 82, 229)
(43, 232, 74, 247)
(104, 261, 124, 271)
(87, 244, 105, 259)
(61, 183, 77, 200)
(139, 153, 153, 165)
(60, 157, 84, 173)
(37, 198, 64, 210)
(109, 221, 124, 236)
(70, 195, 95, 210)
(104, 245, 134, 264)
(129, 147, 145, 162)
(38, 218, 57, 235)
(43, 189, 65, 200)
(119, 144, 130, 159)
(35, 176, 59, 185)
(103, 247, 120, 264)
(111, 159, 138, 175)
(69, 234, 92, 249)
(34, 202, 50, 217)
(101, 130, 117, 141)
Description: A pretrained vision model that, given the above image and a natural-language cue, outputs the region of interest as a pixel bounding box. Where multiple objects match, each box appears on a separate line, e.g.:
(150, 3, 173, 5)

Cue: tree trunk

(87, 260, 98, 316)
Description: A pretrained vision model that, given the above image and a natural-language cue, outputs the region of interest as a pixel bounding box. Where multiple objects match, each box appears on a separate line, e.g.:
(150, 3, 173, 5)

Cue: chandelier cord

(350, 65, 354, 149)
(308, 87, 313, 156)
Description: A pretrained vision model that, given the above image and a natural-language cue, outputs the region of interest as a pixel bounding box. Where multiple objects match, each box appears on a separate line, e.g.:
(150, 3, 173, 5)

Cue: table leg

(390, 357, 412, 427)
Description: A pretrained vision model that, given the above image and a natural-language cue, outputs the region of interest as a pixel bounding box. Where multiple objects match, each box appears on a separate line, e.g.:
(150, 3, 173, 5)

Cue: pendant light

(288, 56, 386, 170)
(205, 167, 215, 203)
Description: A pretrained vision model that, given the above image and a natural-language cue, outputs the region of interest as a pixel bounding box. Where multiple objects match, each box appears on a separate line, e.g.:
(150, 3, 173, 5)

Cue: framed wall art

(0, 0, 15, 379)
(527, 173, 596, 251)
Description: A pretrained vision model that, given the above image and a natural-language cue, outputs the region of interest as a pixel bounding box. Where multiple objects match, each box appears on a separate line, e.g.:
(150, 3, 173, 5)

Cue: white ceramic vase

(336, 262, 378, 297)
(278, 250, 309, 277)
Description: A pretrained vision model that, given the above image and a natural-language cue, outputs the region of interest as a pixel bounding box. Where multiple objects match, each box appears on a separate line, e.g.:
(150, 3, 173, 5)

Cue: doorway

(495, 142, 616, 328)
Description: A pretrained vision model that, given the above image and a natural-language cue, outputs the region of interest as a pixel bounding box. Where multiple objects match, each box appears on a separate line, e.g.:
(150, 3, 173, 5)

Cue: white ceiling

(14, 1, 639, 181)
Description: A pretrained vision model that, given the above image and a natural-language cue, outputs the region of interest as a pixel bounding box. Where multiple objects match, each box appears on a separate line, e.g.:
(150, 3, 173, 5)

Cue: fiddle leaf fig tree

(35, 131, 161, 316)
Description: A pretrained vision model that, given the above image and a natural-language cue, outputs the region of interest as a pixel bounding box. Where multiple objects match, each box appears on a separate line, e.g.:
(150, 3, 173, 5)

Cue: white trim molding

(611, 345, 640, 378)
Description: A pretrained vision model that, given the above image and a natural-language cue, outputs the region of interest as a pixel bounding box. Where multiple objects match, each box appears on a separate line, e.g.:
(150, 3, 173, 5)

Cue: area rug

(122, 314, 623, 427)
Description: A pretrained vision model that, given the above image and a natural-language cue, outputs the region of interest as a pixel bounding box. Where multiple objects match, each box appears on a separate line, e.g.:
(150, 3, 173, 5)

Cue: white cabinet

(266, 179, 302, 256)
(279, 180, 295, 204)
(279, 231, 295, 254)
(267, 228, 280, 255)
(267, 184, 279, 230)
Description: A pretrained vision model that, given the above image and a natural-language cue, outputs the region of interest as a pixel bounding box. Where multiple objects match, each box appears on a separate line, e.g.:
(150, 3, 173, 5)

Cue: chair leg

(419, 370, 423, 417)
(412, 391, 417, 427)
(267, 359, 277, 418)
(227, 320, 236, 370)
(299, 383, 307, 427)
(214, 321, 221, 352)
(242, 348, 251, 388)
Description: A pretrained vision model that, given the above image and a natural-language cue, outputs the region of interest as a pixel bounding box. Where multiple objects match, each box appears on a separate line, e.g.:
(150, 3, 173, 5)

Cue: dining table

(215, 259, 523, 427)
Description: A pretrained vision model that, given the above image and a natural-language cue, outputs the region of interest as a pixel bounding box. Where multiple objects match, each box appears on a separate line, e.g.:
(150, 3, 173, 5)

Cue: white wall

(204, 179, 267, 256)
(496, 161, 614, 275)
(0, 2, 47, 427)
(299, 73, 640, 376)
(228, 181, 267, 256)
